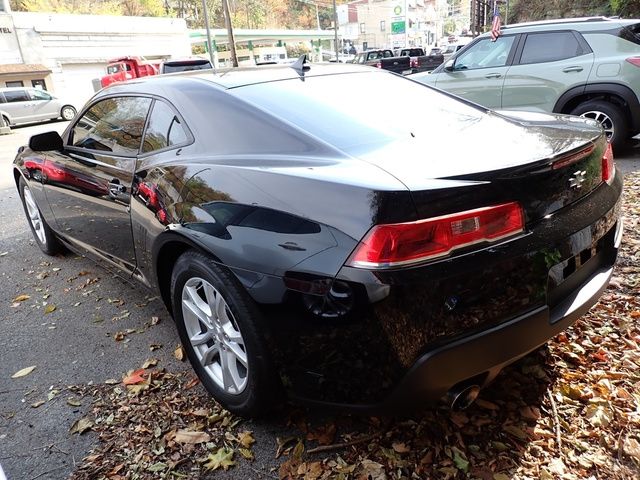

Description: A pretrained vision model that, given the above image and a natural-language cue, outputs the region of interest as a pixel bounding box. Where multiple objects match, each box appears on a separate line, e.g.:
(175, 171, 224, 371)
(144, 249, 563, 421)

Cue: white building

(338, 0, 443, 51)
(0, 0, 190, 103)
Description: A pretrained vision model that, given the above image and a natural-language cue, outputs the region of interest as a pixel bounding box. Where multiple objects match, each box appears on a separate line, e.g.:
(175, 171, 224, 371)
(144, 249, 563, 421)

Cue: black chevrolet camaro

(13, 63, 623, 416)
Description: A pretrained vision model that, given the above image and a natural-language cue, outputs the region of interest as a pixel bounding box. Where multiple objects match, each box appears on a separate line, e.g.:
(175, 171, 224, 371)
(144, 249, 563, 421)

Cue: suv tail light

(375, 61, 382, 68)
(602, 142, 615, 184)
(626, 57, 640, 67)
(411, 58, 418, 68)
(348, 202, 525, 269)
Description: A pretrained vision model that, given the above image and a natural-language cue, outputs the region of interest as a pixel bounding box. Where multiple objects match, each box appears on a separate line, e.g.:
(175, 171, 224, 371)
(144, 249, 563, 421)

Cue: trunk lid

(355, 111, 606, 223)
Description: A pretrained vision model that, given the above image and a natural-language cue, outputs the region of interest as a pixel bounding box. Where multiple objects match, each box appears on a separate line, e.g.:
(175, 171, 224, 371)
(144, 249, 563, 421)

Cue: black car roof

(100, 63, 369, 94)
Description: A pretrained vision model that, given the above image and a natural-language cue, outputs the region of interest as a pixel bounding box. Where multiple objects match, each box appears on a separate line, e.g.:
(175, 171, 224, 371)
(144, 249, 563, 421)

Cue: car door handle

(108, 181, 126, 195)
(563, 66, 583, 73)
(485, 73, 502, 79)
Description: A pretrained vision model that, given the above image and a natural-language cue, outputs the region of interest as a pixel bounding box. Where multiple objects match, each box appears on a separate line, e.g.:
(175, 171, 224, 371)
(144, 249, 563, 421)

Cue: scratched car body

(13, 64, 623, 416)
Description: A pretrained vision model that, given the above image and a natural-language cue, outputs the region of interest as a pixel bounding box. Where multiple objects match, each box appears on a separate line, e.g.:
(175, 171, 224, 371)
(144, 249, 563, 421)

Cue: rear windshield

(620, 23, 640, 45)
(163, 61, 212, 73)
(234, 71, 486, 153)
(401, 49, 423, 56)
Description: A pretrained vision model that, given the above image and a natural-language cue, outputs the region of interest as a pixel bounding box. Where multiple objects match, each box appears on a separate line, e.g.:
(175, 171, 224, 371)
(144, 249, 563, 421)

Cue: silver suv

(412, 17, 640, 151)
(0, 87, 76, 127)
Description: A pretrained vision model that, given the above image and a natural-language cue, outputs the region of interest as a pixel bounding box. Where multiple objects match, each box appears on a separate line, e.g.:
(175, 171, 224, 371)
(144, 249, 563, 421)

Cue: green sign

(391, 21, 405, 34)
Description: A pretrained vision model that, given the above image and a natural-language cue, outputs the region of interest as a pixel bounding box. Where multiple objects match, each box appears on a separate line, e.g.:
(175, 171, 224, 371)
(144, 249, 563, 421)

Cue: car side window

(520, 32, 583, 64)
(4, 89, 29, 102)
(454, 36, 516, 71)
(383, 50, 393, 58)
(142, 99, 190, 153)
(30, 89, 52, 101)
(71, 96, 151, 156)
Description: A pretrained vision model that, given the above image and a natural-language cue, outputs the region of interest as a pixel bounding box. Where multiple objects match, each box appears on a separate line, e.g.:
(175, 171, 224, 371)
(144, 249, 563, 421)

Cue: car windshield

(234, 71, 486, 154)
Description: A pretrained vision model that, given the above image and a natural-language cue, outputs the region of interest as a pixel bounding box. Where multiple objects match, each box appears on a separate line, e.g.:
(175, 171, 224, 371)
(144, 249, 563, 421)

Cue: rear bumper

(384, 220, 620, 410)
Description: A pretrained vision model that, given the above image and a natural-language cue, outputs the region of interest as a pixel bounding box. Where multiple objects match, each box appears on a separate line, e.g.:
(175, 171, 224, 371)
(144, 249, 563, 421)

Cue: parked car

(352, 49, 412, 75)
(440, 39, 472, 62)
(0, 87, 76, 127)
(411, 17, 640, 151)
(160, 58, 212, 74)
(398, 47, 444, 73)
(13, 64, 622, 416)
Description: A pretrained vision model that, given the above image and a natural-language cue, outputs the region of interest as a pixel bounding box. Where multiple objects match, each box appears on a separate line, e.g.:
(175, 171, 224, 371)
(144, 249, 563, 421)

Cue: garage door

(56, 63, 106, 106)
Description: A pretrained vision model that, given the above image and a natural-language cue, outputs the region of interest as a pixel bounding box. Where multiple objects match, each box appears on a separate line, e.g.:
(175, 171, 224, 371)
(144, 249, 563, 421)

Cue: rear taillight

(626, 57, 640, 67)
(411, 58, 418, 68)
(602, 142, 615, 184)
(375, 61, 382, 68)
(348, 202, 525, 269)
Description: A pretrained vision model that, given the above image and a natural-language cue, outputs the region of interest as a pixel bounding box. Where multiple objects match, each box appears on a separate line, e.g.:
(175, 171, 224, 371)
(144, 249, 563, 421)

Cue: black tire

(570, 100, 629, 153)
(60, 105, 76, 121)
(170, 250, 280, 416)
(18, 176, 62, 255)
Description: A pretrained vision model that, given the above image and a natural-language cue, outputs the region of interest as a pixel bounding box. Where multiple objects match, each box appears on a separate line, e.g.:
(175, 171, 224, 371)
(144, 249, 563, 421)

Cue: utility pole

(222, 0, 238, 67)
(201, 0, 216, 69)
(316, 3, 320, 30)
(332, 0, 339, 61)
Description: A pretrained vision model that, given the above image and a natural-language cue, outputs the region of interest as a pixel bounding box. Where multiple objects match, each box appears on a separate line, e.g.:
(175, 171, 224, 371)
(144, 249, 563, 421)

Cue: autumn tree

(508, 0, 640, 22)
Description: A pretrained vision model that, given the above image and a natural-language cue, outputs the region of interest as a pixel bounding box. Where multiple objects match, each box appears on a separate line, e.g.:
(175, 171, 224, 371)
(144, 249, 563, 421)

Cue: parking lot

(1, 122, 639, 480)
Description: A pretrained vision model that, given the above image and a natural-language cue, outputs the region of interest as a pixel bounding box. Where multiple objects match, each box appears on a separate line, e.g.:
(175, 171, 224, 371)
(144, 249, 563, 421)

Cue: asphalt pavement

(0, 122, 639, 480)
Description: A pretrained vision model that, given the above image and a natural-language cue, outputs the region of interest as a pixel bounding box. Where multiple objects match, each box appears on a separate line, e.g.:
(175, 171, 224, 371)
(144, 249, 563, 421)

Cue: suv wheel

(570, 100, 628, 152)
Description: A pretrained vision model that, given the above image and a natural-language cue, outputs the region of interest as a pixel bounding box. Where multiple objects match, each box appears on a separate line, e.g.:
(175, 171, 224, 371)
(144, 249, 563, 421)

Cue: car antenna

(290, 54, 310, 76)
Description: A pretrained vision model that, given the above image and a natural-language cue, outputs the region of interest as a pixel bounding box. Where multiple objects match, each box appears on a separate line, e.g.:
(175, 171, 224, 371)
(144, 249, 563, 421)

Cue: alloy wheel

(579, 110, 614, 141)
(181, 277, 248, 394)
(23, 186, 47, 245)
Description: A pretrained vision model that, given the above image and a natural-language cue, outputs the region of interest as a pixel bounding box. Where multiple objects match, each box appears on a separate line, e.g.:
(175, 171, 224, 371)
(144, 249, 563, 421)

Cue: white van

(0, 87, 76, 127)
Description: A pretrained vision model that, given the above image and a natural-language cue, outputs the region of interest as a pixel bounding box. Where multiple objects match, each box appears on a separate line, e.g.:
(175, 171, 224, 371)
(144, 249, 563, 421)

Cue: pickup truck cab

(352, 50, 412, 75)
(398, 47, 444, 73)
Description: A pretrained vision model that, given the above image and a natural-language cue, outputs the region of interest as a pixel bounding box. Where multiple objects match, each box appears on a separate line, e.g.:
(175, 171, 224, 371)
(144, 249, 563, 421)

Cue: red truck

(100, 57, 160, 88)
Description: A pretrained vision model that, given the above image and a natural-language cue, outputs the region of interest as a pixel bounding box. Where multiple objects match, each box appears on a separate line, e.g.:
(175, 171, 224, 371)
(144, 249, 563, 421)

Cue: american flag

(491, 2, 502, 42)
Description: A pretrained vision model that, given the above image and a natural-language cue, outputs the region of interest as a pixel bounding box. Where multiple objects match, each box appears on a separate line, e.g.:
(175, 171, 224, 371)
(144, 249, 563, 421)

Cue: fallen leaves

(122, 369, 147, 386)
(174, 345, 186, 361)
(69, 417, 93, 435)
(11, 366, 36, 378)
(12, 294, 30, 303)
(174, 429, 210, 444)
(203, 447, 235, 471)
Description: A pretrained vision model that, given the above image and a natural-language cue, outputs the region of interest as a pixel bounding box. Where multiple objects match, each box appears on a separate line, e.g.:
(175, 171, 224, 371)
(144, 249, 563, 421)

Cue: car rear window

(234, 72, 487, 153)
(520, 32, 583, 64)
(620, 23, 640, 45)
(4, 89, 29, 103)
(162, 60, 212, 73)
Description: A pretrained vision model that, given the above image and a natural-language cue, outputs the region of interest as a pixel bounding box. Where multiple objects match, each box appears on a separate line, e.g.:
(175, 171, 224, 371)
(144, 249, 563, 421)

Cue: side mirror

(29, 131, 63, 152)
(443, 59, 455, 72)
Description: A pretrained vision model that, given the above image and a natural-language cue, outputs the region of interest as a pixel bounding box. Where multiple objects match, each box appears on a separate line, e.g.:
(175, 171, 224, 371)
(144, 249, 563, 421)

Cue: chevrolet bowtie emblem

(569, 170, 587, 189)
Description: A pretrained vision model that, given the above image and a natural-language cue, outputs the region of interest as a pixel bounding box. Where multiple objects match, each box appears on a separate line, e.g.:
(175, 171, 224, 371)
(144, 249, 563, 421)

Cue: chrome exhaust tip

(447, 384, 481, 410)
